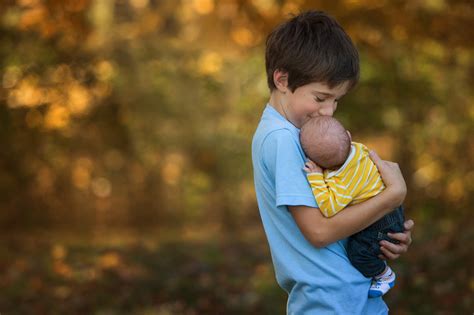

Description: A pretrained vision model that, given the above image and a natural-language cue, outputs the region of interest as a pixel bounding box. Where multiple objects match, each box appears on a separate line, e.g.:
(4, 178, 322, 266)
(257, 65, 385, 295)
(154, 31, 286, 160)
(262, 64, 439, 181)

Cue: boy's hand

(369, 150, 407, 205)
(379, 219, 414, 260)
(303, 159, 323, 173)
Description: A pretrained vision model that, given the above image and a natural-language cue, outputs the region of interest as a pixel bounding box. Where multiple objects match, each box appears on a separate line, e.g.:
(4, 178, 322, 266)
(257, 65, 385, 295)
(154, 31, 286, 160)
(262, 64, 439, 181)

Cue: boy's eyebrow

(312, 91, 334, 96)
(312, 90, 347, 98)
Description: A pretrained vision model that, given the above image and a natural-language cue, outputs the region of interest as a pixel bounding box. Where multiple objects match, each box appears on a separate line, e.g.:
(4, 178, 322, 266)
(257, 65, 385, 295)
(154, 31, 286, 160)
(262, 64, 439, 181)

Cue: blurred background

(0, 0, 473, 314)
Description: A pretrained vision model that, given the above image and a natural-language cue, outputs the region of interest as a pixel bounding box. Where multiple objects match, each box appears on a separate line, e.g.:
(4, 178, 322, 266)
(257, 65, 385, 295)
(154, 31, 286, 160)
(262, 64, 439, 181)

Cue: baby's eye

(315, 97, 325, 102)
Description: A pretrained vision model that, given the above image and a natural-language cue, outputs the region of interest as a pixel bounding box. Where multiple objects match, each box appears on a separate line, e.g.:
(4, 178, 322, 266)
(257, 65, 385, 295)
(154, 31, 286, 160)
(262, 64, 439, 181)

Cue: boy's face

(274, 73, 350, 128)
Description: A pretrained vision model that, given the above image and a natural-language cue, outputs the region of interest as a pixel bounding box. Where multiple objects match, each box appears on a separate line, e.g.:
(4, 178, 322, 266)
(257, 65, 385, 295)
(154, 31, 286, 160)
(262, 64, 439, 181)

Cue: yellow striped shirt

(306, 142, 385, 218)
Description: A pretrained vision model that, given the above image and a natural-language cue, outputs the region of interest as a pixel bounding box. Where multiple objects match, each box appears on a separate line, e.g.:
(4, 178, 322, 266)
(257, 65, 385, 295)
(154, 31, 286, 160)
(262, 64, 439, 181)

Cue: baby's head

(300, 116, 351, 170)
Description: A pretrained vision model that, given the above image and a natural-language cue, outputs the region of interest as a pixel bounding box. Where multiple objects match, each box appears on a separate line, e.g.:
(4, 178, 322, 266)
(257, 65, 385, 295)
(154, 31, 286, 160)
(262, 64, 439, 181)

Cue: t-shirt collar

(264, 103, 300, 132)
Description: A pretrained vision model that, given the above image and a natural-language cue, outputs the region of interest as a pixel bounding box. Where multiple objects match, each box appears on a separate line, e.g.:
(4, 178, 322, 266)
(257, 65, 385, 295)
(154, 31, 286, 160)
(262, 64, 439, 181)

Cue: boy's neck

(268, 90, 286, 119)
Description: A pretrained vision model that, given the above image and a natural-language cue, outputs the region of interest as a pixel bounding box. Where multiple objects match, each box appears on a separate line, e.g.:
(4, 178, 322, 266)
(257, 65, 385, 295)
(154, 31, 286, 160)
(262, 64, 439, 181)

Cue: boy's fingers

(369, 150, 386, 171)
(369, 150, 380, 162)
(404, 219, 415, 230)
(387, 231, 412, 245)
(379, 240, 408, 255)
(386, 220, 414, 246)
(379, 246, 400, 260)
(387, 233, 409, 244)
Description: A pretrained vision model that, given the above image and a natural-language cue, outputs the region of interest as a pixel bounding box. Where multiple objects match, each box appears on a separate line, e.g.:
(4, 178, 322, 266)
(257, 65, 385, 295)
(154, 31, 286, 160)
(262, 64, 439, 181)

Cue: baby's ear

(346, 130, 352, 141)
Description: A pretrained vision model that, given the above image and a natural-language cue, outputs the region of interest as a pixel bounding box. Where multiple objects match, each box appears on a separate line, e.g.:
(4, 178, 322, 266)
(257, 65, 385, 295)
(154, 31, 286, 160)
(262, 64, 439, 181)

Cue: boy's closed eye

(314, 96, 341, 103)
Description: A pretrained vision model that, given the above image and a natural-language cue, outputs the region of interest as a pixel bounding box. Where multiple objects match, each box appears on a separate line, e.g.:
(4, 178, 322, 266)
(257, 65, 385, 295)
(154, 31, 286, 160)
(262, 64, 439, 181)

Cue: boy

(251, 10, 414, 314)
(300, 115, 405, 298)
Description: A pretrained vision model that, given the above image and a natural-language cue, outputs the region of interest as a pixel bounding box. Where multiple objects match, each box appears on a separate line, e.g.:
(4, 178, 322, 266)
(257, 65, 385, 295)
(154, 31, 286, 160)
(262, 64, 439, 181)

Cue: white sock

(375, 266, 393, 279)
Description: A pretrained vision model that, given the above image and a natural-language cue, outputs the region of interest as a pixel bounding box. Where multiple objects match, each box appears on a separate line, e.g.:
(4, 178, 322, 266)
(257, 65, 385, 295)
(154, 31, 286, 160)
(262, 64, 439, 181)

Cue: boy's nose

(319, 107, 335, 116)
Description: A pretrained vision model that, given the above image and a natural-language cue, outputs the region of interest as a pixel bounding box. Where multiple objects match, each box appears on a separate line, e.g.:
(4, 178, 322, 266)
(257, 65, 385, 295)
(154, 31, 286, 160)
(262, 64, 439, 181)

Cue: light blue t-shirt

(251, 104, 389, 314)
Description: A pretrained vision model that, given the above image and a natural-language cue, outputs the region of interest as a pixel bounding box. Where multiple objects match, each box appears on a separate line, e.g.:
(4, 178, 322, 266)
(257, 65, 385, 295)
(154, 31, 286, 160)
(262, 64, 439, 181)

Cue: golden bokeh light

(446, 178, 464, 201)
(91, 177, 112, 198)
(198, 51, 223, 75)
(217, 2, 238, 19)
(17, 0, 41, 7)
(281, 1, 301, 15)
(440, 124, 460, 145)
(72, 165, 91, 190)
(129, 0, 149, 10)
(72, 157, 93, 190)
(2, 66, 22, 89)
(44, 104, 70, 129)
(95, 60, 115, 82)
(414, 158, 442, 187)
(360, 136, 395, 160)
(421, 0, 446, 11)
(251, 0, 278, 17)
(192, 0, 215, 15)
(99, 252, 121, 269)
(7, 76, 44, 108)
(53, 261, 73, 279)
(382, 107, 403, 129)
(51, 244, 67, 260)
(67, 82, 92, 115)
(231, 26, 256, 47)
(162, 153, 185, 186)
(19, 6, 45, 29)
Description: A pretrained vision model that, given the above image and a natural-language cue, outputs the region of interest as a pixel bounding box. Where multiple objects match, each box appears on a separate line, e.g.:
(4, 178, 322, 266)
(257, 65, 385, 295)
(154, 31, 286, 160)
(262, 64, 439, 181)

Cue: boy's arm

(306, 172, 354, 217)
(290, 151, 407, 248)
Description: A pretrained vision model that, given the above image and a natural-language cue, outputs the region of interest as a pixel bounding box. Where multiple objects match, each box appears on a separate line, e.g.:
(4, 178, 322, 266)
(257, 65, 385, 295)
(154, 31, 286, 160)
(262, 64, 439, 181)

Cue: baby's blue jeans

(347, 205, 405, 278)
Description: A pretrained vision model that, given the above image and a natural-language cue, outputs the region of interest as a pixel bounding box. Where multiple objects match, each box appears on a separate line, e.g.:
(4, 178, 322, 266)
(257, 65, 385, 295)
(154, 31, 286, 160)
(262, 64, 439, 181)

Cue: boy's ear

(273, 69, 289, 93)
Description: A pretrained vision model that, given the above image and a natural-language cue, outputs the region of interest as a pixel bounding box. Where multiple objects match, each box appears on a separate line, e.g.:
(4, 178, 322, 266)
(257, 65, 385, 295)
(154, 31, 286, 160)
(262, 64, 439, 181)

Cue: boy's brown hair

(265, 11, 359, 92)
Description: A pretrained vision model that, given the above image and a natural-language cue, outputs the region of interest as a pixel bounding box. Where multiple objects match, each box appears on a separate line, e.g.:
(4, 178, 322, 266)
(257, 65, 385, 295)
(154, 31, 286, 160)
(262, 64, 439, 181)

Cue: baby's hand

(303, 159, 323, 173)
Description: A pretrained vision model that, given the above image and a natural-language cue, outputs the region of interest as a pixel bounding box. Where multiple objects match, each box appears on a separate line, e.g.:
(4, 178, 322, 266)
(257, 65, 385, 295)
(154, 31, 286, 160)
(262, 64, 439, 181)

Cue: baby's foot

(368, 269, 396, 298)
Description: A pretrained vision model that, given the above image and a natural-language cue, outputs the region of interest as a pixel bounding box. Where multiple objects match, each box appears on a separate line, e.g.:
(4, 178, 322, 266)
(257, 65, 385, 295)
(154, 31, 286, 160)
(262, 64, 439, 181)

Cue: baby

(300, 116, 405, 298)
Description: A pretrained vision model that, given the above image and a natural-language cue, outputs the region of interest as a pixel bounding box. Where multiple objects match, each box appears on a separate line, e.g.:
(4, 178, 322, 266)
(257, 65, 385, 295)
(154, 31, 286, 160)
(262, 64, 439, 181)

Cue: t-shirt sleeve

(262, 129, 318, 208)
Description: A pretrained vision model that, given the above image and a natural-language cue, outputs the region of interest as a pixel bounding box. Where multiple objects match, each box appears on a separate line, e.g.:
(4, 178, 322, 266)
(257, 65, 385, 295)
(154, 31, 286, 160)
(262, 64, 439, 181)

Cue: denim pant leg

(347, 205, 405, 278)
